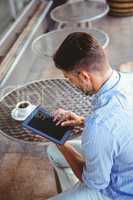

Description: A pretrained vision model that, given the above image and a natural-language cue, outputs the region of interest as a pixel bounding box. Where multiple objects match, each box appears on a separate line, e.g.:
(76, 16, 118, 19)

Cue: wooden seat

(108, 0, 133, 16)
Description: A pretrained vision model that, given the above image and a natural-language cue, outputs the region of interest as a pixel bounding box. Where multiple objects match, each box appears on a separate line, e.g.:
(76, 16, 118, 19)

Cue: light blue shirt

(82, 70, 133, 200)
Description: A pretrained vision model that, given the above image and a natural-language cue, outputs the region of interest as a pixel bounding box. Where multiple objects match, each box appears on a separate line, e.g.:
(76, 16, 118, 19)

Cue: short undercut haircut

(53, 32, 107, 73)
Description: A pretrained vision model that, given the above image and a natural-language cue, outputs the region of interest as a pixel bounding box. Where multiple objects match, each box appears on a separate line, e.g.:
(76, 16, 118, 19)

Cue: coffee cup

(15, 101, 32, 118)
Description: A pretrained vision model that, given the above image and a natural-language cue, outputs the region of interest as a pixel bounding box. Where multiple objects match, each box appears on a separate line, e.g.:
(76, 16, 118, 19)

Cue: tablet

(22, 106, 72, 144)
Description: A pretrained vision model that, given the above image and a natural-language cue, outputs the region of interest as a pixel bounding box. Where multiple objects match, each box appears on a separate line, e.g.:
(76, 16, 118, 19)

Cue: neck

(92, 68, 113, 93)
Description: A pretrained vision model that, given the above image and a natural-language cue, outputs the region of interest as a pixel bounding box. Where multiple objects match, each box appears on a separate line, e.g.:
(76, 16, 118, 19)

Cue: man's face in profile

(63, 70, 95, 95)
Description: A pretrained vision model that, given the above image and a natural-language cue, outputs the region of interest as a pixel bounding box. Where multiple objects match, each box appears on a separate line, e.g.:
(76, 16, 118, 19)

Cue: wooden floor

(0, 153, 57, 200)
(0, 134, 58, 200)
(94, 14, 133, 68)
(0, 7, 133, 200)
(0, 135, 57, 200)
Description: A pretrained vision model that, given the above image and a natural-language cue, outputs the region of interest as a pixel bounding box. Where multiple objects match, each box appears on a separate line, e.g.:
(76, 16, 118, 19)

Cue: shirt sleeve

(82, 115, 117, 190)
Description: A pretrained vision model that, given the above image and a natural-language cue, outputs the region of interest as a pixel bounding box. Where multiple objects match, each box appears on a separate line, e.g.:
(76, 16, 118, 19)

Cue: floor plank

(0, 153, 57, 200)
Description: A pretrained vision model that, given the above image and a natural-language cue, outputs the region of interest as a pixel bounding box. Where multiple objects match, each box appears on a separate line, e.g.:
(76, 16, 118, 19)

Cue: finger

(56, 121, 62, 126)
(53, 110, 71, 123)
(53, 110, 61, 117)
(52, 109, 62, 117)
(54, 108, 65, 115)
(55, 117, 66, 125)
(53, 112, 64, 122)
(61, 120, 76, 127)
(53, 114, 60, 122)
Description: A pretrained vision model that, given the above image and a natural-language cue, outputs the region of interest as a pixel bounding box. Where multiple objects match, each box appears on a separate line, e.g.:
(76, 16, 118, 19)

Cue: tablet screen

(27, 110, 70, 141)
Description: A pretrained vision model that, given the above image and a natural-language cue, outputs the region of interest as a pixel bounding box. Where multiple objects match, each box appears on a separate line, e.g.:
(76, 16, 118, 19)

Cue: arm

(82, 116, 115, 190)
(53, 109, 85, 181)
(57, 142, 85, 182)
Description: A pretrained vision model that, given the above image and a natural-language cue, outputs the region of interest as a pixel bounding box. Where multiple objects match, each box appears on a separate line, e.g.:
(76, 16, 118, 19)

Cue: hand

(53, 108, 84, 128)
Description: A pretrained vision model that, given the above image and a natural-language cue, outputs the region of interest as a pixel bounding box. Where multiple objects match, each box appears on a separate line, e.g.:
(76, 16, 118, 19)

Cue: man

(47, 32, 133, 200)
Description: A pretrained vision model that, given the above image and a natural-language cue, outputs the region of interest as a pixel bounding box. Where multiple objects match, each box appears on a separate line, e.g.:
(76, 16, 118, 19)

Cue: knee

(47, 143, 64, 167)
(47, 143, 69, 168)
(47, 143, 57, 161)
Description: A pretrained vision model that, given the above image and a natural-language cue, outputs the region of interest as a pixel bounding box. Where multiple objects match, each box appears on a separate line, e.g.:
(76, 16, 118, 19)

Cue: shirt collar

(91, 70, 121, 111)
(95, 70, 120, 98)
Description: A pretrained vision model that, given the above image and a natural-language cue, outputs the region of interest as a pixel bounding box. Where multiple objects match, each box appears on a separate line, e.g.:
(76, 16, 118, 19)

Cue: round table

(32, 28, 109, 60)
(51, 1, 109, 25)
(0, 79, 92, 143)
(50, 1, 109, 48)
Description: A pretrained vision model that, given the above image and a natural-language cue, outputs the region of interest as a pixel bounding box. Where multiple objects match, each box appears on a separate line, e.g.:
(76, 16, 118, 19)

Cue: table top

(0, 79, 92, 143)
(51, 1, 109, 23)
(32, 28, 109, 60)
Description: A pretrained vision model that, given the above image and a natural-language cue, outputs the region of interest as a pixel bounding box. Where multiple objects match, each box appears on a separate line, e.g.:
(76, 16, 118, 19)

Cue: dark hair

(53, 32, 107, 72)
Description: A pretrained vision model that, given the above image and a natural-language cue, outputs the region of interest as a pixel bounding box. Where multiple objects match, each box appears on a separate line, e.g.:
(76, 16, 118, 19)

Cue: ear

(78, 70, 91, 82)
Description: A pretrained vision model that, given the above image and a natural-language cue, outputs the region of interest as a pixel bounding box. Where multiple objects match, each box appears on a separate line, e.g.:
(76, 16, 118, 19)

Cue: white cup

(15, 101, 32, 118)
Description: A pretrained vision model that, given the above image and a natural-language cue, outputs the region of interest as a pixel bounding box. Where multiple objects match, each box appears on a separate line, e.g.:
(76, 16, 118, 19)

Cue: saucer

(11, 105, 37, 121)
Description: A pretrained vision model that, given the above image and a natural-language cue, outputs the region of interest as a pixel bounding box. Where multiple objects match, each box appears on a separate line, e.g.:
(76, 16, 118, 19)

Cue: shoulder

(83, 96, 121, 143)
(83, 112, 112, 144)
(82, 112, 116, 157)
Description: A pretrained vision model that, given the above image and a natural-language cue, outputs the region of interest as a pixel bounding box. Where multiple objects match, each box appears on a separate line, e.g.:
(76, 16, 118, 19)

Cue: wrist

(57, 141, 70, 149)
